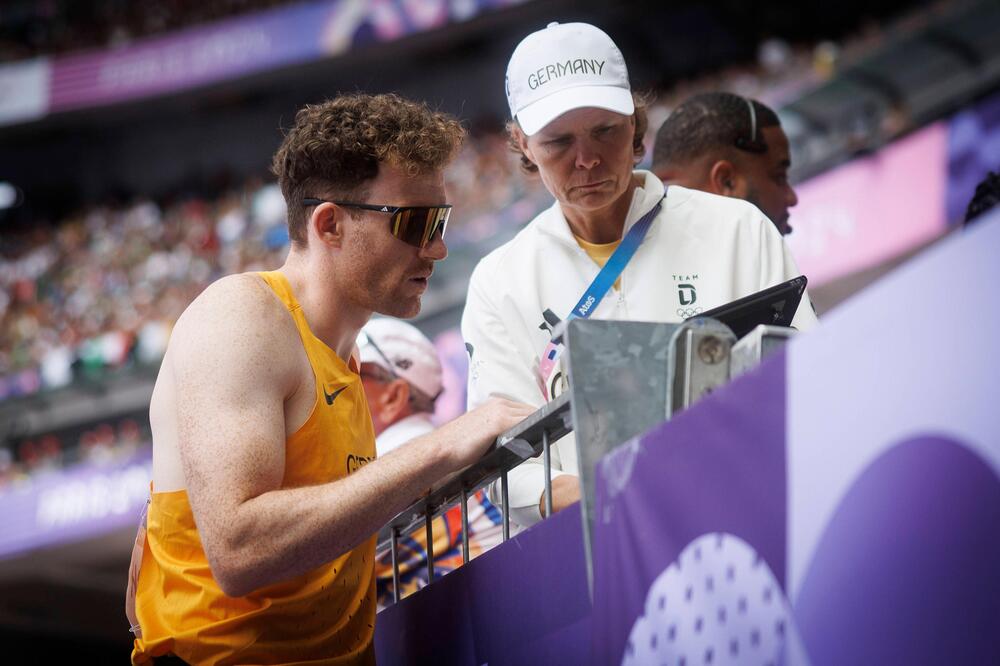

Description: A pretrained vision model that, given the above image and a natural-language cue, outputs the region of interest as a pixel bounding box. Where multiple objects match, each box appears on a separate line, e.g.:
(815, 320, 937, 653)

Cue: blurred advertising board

(47, 0, 527, 113)
(787, 122, 948, 287)
(0, 448, 150, 560)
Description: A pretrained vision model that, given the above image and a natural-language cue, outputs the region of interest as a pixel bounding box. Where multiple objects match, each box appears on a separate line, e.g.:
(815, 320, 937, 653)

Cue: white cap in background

(358, 318, 442, 400)
(505, 22, 633, 136)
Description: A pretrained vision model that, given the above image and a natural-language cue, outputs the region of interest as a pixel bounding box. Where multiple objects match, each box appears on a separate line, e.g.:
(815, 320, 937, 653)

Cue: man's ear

(707, 160, 743, 197)
(311, 202, 347, 248)
(380, 379, 412, 423)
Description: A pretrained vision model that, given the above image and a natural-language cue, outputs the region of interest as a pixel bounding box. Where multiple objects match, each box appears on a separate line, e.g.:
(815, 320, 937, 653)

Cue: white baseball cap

(358, 318, 442, 400)
(506, 22, 634, 136)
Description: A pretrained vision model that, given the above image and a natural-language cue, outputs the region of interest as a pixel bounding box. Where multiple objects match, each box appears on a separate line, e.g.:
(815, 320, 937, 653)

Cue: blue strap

(567, 194, 664, 321)
(536, 194, 665, 397)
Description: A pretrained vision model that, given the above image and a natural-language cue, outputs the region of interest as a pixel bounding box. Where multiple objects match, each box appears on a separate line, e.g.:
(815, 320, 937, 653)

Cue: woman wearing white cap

(462, 22, 817, 529)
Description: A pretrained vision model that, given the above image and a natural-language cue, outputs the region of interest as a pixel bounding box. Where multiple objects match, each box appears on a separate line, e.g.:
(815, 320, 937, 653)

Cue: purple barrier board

(592, 212, 1000, 665)
(48, 0, 525, 112)
(0, 450, 151, 560)
(374, 502, 592, 665)
(592, 354, 791, 665)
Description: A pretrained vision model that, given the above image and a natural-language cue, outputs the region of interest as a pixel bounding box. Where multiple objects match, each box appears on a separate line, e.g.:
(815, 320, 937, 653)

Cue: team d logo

(673, 275, 702, 318)
(678, 283, 697, 306)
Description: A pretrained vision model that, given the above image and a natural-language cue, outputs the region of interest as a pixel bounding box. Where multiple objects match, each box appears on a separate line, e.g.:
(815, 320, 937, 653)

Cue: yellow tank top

(132, 271, 377, 665)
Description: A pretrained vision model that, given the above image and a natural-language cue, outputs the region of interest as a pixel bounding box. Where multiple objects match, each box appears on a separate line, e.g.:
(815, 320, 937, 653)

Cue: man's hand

(539, 475, 581, 517)
(430, 397, 536, 471)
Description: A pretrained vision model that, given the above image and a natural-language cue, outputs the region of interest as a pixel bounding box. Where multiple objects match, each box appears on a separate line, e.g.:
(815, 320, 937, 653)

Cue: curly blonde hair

(506, 92, 650, 174)
(272, 93, 465, 245)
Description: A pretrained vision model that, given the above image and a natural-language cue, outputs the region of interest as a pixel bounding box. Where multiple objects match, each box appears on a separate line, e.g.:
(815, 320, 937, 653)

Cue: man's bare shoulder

(167, 273, 301, 388)
(172, 273, 283, 338)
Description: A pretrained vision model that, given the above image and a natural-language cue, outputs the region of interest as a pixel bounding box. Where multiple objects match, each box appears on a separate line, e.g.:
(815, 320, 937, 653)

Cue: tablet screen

(687, 276, 808, 339)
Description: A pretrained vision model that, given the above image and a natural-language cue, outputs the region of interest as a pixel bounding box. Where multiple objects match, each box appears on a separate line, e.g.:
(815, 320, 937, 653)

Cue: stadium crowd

(0, 0, 965, 482)
(0, 33, 849, 401)
(0, 130, 551, 398)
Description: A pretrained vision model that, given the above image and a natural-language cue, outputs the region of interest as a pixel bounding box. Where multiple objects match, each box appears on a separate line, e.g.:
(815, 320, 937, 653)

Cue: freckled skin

(147, 162, 535, 597)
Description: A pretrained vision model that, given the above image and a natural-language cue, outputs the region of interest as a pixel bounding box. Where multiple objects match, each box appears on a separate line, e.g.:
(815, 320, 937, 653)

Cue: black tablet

(687, 275, 808, 339)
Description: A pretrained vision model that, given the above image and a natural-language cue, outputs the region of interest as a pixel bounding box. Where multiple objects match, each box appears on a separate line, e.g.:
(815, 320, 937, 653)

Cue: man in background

(358, 318, 502, 608)
(964, 171, 1000, 226)
(652, 91, 799, 235)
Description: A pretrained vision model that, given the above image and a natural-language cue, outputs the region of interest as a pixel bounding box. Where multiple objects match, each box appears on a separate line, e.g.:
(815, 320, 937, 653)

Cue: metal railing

(376, 320, 796, 605)
(377, 392, 572, 603)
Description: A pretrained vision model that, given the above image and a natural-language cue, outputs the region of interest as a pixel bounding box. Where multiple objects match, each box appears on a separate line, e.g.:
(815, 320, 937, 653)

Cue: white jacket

(375, 413, 435, 456)
(461, 171, 816, 527)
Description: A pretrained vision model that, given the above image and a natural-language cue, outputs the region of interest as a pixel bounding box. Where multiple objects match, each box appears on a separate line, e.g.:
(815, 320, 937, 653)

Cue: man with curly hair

(127, 94, 533, 665)
(462, 23, 817, 530)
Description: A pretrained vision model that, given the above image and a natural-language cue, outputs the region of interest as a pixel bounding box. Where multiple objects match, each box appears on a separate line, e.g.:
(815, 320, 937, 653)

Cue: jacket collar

(535, 170, 666, 246)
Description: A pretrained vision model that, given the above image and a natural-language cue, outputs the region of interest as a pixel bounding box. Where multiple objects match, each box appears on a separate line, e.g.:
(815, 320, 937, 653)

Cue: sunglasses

(303, 198, 451, 249)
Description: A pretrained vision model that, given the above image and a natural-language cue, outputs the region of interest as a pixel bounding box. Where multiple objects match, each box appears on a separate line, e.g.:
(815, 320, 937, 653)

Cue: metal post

(460, 487, 470, 564)
(501, 470, 510, 542)
(390, 528, 400, 604)
(425, 506, 434, 582)
(542, 429, 553, 518)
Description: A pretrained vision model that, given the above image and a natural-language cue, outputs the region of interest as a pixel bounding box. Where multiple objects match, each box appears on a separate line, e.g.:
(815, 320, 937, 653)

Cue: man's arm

(171, 276, 532, 597)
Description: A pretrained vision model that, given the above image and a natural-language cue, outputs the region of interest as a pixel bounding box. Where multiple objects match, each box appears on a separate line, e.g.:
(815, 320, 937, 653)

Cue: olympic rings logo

(676, 307, 703, 318)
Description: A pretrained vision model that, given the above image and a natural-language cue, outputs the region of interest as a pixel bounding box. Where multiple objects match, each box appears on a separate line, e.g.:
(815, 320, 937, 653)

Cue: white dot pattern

(621, 533, 807, 666)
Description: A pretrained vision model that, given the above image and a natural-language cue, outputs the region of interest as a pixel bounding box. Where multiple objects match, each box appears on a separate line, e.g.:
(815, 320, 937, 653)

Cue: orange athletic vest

(131, 271, 377, 665)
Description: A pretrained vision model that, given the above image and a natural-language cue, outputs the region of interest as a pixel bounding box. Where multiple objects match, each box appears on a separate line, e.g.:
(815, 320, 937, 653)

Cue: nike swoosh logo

(323, 385, 348, 406)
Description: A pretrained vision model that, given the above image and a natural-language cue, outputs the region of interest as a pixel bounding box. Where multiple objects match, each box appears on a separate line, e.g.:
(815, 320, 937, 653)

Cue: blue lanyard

(567, 194, 664, 321)
(537, 194, 665, 398)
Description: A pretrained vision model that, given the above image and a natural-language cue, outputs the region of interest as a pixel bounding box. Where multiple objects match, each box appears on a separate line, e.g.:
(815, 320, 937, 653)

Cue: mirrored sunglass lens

(422, 208, 449, 243)
(392, 208, 423, 247)
(432, 208, 449, 240)
(392, 207, 450, 248)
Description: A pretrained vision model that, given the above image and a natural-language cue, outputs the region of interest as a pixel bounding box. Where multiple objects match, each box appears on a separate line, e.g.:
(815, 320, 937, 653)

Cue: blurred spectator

(358, 318, 502, 608)
(0, 183, 287, 399)
(0, 412, 151, 492)
(0, 445, 29, 490)
(18, 434, 61, 474)
(964, 171, 1000, 227)
(651, 92, 799, 234)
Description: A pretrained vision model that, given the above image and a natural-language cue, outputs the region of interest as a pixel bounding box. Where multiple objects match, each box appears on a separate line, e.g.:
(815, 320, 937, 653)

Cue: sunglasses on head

(303, 198, 451, 249)
(733, 97, 769, 154)
(356, 330, 399, 381)
(356, 329, 442, 404)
